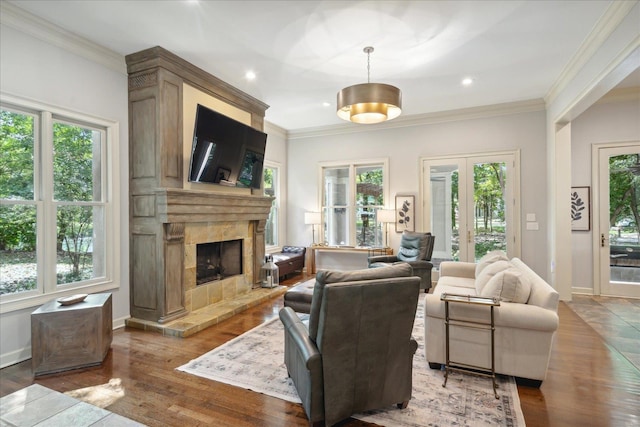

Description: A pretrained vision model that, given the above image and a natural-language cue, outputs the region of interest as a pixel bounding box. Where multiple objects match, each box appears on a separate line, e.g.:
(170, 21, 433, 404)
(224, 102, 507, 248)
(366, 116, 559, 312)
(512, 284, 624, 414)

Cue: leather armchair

(368, 231, 435, 292)
(279, 263, 421, 426)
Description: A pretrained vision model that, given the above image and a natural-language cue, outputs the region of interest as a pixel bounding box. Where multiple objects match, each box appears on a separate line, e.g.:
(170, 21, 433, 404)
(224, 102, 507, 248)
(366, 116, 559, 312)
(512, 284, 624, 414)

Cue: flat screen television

(188, 104, 267, 189)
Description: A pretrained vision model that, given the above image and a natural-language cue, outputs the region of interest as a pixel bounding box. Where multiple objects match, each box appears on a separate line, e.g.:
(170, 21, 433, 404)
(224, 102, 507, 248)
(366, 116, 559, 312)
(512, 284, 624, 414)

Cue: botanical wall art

(395, 195, 415, 232)
(571, 186, 590, 231)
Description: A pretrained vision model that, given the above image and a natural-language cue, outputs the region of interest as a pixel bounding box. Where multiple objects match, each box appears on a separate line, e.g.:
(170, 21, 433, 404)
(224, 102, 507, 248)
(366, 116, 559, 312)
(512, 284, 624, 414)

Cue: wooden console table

(31, 293, 113, 376)
(306, 246, 392, 274)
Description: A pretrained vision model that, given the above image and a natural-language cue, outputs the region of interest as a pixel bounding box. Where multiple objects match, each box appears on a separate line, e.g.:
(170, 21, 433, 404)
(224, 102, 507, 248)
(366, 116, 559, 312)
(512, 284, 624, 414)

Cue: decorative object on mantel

(337, 46, 402, 124)
(571, 186, 590, 231)
(395, 194, 415, 232)
(57, 293, 88, 306)
(303, 212, 321, 245)
(177, 295, 525, 426)
(377, 209, 395, 247)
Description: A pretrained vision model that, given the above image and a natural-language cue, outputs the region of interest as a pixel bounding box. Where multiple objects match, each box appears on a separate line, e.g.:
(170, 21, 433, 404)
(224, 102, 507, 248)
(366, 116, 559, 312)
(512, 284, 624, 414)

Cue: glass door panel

(473, 161, 508, 260)
(599, 145, 640, 297)
(424, 153, 518, 266)
(428, 159, 468, 262)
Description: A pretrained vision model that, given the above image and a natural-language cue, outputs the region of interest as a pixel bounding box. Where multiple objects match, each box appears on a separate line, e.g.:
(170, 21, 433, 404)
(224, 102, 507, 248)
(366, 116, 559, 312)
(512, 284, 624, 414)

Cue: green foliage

(609, 154, 639, 236)
(0, 110, 34, 200)
(1, 109, 97, 286)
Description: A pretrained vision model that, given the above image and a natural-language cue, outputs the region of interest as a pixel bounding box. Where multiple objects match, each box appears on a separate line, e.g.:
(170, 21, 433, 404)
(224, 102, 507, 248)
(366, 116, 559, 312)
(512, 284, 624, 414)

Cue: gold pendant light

(337, 46, 402, 124)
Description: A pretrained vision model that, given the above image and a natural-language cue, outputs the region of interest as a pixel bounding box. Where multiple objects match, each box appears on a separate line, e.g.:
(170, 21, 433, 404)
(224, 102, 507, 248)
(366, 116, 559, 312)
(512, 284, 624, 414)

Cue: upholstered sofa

(279, 263, 421, 426)
(271, 246, 306, 279)
(424, 252, 559, 386)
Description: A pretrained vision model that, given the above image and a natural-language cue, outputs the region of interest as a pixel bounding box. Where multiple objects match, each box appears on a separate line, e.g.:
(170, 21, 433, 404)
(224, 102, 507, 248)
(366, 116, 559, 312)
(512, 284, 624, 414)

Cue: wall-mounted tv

(188, 104, 267, 189)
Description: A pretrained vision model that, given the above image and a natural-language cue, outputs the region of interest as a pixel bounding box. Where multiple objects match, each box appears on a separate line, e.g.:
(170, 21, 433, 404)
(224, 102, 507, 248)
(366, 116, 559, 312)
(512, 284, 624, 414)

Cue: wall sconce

(377, 209, 395, 248)
(304, 212, 321, 245)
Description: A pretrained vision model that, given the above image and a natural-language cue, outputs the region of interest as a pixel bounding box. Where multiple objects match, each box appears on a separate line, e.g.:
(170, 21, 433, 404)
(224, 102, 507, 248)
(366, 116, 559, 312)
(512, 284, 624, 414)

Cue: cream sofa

(424, 255, 559, 386)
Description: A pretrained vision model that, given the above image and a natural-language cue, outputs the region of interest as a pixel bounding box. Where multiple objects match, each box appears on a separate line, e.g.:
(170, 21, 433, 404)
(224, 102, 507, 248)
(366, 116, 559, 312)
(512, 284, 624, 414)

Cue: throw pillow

(481, 267, 532, 303)
(475, 259, 510, 294)
(475, 250, 509, 277)
(308, 263, 412, 342)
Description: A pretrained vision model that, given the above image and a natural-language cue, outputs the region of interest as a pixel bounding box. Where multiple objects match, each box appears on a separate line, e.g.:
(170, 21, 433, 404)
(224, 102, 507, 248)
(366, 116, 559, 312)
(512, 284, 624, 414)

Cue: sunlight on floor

(65, 378, 124, 408)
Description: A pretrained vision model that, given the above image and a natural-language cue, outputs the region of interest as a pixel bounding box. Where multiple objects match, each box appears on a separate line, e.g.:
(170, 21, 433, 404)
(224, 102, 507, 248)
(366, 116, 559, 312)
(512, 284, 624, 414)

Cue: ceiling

(7, 0, 625, 131)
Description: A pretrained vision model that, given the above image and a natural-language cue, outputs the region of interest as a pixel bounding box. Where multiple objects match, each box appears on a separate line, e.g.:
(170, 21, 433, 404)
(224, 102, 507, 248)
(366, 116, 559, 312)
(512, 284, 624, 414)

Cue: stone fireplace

(125, 47, 272, 327)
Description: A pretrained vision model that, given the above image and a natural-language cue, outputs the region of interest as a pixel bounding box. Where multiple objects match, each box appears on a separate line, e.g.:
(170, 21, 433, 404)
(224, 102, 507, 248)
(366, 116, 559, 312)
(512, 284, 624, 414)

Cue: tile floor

(0, 384, 145, 427)
(566, 294, 640, 370)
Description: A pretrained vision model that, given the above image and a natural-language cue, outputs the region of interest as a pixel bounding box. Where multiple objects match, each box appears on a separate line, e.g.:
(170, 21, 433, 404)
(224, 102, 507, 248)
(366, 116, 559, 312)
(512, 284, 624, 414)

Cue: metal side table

(440, 293, 501, 399)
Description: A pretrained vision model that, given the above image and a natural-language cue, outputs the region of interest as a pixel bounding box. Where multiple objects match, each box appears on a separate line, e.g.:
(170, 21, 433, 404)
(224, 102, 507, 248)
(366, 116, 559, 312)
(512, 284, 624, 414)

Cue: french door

(596, 143, 640, 297)
(422, 152, 520, 263)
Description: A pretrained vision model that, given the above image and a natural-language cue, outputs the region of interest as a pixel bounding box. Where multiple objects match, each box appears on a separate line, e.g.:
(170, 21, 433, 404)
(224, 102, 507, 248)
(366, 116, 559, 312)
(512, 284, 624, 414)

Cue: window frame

(263, 160, 281, 250)
(0, 94, 120, 314)
(319, 158, 389, 247)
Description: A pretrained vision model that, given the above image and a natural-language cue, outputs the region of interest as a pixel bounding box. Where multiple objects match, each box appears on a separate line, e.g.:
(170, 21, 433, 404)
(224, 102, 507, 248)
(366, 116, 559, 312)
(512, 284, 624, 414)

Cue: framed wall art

(571, 186, 590, 231)
(395, 195, 415, 232)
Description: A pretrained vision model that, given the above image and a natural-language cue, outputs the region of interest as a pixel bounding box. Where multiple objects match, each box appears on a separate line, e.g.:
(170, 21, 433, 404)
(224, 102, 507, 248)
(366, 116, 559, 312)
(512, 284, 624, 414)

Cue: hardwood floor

(2, 274, 639, 426)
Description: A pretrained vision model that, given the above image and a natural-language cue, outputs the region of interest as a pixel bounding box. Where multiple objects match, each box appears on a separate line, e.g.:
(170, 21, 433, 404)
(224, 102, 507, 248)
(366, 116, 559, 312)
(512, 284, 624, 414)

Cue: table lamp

(377, 209, 395, 248)
(304, 212, 321, 245)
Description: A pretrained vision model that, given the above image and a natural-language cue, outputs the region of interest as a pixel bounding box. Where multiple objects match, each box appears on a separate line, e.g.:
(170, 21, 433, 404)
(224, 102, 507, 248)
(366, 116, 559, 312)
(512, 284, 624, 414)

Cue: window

(263, 163, 279, 248)
(0, 96, 119, 311)
(321, 159, 388, 247)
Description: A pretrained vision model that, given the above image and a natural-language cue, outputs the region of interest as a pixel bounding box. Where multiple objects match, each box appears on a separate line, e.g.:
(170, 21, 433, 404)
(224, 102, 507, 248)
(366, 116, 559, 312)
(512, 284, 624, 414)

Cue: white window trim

(264, 160, 283, 252)
(0, 93, 121, 314)
(318, 158, 389, 246)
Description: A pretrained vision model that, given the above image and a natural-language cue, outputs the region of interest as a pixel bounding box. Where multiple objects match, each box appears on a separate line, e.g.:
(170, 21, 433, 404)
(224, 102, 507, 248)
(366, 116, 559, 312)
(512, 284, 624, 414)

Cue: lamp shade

(304, 212, 321, 225)
(377, 209, 396, 224)
(337, 83, 402, 124)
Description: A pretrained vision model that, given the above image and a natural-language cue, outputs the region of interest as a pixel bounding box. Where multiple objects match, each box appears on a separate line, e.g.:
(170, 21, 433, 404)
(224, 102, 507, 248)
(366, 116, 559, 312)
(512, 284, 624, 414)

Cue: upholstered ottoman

(283, 278, 315, 313)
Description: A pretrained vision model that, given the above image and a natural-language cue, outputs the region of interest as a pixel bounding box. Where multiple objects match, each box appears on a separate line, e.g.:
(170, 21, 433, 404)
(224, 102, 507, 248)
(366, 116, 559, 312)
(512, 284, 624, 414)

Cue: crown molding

(287, 99, 546, 140)
(264, 121, 288, 139)
(545, 1, 638, 104)
(0, 2, 126, 75)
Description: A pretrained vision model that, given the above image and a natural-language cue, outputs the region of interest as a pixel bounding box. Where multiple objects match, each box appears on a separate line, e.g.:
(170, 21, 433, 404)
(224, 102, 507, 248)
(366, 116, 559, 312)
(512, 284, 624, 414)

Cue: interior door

(598, 144, 640, 297)
(423, 152, 519, 263)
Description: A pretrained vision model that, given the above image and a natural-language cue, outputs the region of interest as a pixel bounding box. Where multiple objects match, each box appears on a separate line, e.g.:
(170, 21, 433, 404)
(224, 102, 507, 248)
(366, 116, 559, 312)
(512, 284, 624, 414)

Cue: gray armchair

(368, 231, 435, 292)
(279, 263, 421, 427)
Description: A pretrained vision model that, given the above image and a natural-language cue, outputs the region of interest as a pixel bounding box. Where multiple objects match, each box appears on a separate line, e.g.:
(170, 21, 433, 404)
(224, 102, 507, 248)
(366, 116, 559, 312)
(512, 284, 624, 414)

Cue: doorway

(422, 151, 520, 264)
(596, 142, 640, 298)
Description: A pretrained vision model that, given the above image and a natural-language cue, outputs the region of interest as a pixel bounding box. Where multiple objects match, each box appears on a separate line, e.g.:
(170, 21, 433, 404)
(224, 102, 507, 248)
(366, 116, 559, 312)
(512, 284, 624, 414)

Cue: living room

(1, 1, 639, 426)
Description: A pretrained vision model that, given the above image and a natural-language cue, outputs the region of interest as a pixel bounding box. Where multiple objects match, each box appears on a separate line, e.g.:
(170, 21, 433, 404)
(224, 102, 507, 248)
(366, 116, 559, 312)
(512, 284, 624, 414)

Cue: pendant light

(337, 46, 402, 124)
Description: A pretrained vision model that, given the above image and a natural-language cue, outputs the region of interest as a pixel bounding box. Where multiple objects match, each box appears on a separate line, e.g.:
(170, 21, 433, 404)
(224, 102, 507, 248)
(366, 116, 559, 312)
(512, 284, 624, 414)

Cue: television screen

(188, 104, 267, 189)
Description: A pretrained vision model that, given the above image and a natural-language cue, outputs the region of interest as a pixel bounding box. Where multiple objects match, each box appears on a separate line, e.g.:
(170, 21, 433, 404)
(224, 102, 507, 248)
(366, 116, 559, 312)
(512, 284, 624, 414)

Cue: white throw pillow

(475, 250, 509, 277)
(475, 260, 510, 294)
(481, 267, 532, 303)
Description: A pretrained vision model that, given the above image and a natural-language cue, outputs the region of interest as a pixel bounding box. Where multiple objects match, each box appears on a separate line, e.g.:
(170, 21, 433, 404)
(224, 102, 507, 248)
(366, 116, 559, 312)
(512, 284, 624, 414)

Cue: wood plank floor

(2, 273, 639, 426)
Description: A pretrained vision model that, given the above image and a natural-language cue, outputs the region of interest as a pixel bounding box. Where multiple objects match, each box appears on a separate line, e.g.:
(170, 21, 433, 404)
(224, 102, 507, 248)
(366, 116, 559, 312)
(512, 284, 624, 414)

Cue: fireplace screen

(196, 239, 243, 285)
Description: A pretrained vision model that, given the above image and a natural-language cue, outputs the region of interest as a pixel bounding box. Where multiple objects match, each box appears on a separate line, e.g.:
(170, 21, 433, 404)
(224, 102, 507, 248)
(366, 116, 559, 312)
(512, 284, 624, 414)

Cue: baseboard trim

(572, 287, 595, 295)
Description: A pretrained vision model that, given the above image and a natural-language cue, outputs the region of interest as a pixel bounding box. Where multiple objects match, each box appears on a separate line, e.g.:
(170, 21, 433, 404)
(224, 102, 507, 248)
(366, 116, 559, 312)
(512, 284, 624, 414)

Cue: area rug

(177, 295, 525, 426)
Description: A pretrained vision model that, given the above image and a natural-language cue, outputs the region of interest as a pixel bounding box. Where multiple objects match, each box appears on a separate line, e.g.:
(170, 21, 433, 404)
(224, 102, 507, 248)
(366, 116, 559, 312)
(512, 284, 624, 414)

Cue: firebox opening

(196, 239, 243, 285)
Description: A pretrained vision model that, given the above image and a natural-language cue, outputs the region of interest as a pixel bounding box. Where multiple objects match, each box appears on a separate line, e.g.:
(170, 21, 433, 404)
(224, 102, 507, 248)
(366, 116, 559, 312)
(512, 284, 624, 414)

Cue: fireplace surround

(125, 47, 272, 326)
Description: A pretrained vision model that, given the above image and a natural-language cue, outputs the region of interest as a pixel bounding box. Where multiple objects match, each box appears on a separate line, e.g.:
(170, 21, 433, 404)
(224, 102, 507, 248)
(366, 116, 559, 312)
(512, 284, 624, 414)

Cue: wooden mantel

(155, 189, 272, 224)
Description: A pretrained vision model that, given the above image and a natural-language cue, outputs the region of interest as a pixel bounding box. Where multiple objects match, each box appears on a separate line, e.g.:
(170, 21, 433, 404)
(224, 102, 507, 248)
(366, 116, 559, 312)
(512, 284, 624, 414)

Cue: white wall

(264, 122, 289, 248)
(287, 108, 549, 277)
(0, 25, 130, 367)
(571, 97, 640, 293)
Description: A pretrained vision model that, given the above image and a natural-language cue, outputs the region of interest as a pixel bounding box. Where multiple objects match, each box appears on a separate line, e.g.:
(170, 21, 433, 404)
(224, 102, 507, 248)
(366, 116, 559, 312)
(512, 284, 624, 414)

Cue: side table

(440, 292, 500, 399)
(31, 293, 112, 376)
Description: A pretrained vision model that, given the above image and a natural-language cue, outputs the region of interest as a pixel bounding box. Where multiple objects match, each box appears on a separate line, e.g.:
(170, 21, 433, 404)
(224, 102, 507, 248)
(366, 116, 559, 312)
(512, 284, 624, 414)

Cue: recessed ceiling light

(245, 71, 256, 80)
(322, 102, 331, 107)
(462, 77, 473, 86)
